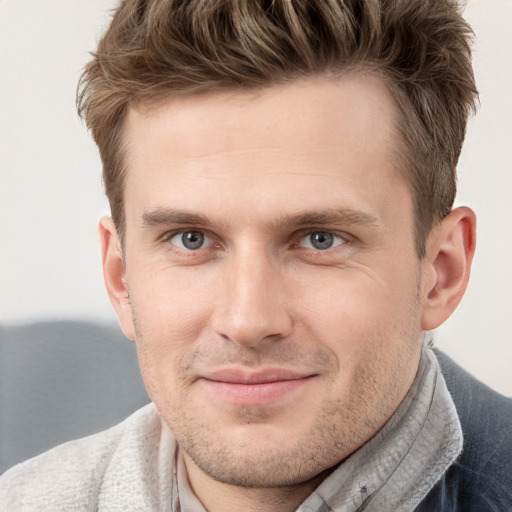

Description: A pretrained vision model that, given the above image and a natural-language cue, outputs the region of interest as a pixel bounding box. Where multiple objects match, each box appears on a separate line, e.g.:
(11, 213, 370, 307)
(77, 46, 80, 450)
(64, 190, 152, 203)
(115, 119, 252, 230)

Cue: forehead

(124, 74, 399, 160)
(121, 74, 409, 226)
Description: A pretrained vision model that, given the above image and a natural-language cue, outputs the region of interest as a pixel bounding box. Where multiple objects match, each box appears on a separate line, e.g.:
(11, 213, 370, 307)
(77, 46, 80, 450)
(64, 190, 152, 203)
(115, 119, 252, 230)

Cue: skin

(100, 75, 476, 512)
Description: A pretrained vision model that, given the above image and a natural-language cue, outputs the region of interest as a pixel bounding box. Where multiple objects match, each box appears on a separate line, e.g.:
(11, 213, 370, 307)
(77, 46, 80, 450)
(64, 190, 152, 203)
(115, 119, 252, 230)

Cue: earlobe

(421, 207, 476, 331)
(99, 216, 136, 341)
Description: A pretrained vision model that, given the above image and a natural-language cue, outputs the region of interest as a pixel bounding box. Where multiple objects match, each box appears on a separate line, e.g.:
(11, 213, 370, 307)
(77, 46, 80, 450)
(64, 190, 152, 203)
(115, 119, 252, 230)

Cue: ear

(421, 207, 476, 330)
(99, 216, 136, 341)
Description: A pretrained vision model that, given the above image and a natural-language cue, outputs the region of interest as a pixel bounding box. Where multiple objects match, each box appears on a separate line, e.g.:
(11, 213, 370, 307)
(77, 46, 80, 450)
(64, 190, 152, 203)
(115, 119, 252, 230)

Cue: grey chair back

(0, 321, 150, 473)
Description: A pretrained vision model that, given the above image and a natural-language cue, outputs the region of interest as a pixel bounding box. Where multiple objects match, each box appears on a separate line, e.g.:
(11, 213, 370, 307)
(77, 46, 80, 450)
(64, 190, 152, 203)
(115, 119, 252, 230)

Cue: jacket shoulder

(418, 350, 512, 511)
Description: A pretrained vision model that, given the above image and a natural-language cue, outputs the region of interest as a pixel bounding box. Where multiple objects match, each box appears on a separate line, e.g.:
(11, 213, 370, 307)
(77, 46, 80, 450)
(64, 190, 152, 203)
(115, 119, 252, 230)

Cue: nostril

(211, 305, 293, 349)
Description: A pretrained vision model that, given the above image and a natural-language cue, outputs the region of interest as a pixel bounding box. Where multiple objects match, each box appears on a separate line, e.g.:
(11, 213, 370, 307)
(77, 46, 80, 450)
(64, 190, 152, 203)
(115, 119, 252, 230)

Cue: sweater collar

(297, 347, 462, 512)
(173, 347, 462, 512)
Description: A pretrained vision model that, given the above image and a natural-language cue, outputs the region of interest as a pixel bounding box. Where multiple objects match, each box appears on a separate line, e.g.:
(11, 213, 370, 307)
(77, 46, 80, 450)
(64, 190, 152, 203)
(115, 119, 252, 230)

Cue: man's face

(116, 75, 428, 486)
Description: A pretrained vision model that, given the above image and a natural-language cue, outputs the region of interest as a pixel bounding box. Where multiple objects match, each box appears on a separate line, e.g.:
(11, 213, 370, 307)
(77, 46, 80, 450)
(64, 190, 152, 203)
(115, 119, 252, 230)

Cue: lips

(204, 368, 312, 384)
(200, 368, 315, 404)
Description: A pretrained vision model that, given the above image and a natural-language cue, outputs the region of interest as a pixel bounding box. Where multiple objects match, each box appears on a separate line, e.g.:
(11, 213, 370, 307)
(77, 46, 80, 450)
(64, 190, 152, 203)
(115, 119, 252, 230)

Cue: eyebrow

(141, 207, 380, 230)
(278, 208, 380, 228)
(142, 209, 212, 227)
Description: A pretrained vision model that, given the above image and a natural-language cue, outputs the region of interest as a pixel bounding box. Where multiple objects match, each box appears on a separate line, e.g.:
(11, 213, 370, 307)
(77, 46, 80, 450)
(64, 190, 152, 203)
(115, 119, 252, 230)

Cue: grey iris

(182, 231, 204, 249)
(310, 232, 334, 250)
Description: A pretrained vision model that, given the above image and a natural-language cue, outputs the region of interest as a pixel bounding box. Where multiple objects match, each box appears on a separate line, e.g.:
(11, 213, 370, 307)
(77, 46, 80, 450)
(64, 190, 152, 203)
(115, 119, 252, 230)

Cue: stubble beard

(132, 278, 423, 489)
(149, 338, 419, 489)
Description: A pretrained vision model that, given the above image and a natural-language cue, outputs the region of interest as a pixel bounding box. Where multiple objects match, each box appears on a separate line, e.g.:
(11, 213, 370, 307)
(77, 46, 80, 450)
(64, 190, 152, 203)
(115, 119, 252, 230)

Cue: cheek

(132, 309, 196, 412)
(298, 267, 422, 414)
(127, 264, 218, 397)
(129, 259, 217, 334)
(296, 265, 421, 358)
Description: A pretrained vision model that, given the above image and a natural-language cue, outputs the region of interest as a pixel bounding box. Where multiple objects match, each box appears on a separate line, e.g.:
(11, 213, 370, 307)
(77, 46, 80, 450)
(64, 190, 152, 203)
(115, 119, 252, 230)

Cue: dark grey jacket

(416, 351, 512, 511)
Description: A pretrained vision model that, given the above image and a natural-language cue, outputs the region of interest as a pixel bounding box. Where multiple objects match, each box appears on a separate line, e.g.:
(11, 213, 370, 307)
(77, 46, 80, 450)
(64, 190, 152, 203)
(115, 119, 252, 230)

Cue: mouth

(199, 368, 316, 405)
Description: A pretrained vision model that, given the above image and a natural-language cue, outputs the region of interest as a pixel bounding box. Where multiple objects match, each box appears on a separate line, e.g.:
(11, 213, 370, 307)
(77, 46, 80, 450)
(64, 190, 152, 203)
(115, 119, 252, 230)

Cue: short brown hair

(77, 0, 478, 256)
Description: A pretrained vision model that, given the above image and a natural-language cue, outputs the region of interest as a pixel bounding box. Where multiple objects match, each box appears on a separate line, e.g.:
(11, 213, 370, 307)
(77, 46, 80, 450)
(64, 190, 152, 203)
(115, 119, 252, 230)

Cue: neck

(182, 451, 331, 512)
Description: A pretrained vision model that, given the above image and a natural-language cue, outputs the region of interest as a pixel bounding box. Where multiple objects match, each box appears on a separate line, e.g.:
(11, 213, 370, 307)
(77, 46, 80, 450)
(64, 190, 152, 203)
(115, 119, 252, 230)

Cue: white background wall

(1, 1, 511, 394)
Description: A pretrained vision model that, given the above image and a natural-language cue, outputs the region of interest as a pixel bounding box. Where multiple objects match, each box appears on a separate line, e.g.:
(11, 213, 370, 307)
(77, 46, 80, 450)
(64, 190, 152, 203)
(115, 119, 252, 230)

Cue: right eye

(169, 230, 212, 251)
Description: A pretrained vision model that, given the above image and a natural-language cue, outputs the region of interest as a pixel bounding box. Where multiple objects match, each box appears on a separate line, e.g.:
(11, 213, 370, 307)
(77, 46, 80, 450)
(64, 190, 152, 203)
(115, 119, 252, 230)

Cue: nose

(211, 250, 293, 348)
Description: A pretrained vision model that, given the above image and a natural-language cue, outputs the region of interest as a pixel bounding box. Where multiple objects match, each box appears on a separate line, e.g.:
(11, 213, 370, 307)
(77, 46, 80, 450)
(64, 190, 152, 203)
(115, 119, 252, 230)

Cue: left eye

(299, 232, 345, 250)
(170, 230, 211, 250)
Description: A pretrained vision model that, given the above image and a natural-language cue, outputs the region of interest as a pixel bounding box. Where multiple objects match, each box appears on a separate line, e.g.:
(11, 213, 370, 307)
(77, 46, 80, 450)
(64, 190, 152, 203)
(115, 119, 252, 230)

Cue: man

(1, 0, 511, 510)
